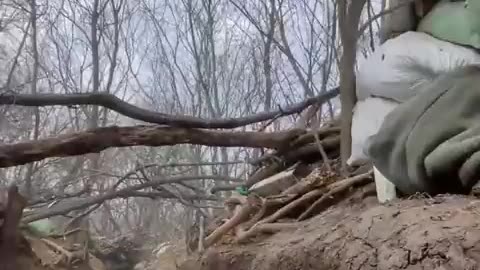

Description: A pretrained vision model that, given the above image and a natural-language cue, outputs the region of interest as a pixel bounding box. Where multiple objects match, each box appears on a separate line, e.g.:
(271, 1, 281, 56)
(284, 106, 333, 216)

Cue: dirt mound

(183, 194, 480, 270)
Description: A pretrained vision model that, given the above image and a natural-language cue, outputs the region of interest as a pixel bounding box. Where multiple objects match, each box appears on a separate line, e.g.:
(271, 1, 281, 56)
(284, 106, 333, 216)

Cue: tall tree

(338, 0, 367, 171)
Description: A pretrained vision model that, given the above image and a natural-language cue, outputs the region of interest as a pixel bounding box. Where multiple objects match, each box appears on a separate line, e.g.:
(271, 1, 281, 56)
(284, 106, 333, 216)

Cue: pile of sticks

(203, 121, 375, 249)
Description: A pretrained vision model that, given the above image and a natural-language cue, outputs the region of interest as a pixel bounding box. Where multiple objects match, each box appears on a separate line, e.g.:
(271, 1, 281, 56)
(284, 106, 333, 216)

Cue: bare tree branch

(0, 87, 339, 128)
(118, 191, 219, 202)
(23, 174, 230, 223)
(0, 125, 304, 168)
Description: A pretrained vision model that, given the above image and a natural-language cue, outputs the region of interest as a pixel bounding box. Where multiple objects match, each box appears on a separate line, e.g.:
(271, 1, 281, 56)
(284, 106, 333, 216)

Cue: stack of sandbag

(350, 0, 480, 196)
(366, 66, 480, 195)
(348, 0, 480, 167)
(348, 32, 480, 166)
(347, 97, 398, 166)
(355, 31, 480, 103)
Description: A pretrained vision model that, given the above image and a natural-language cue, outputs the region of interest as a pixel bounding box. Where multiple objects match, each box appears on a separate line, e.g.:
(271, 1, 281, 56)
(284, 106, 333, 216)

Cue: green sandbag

(417, 0, 480, 49)
(27, 218, 57, 236)
(366, 65, 480, 195)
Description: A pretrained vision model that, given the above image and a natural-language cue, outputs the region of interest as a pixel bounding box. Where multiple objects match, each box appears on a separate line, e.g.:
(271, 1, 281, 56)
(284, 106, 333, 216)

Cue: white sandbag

(373, 165, 397, 203)
(356, 31, 480, 102)
(347, 97, 399, 166)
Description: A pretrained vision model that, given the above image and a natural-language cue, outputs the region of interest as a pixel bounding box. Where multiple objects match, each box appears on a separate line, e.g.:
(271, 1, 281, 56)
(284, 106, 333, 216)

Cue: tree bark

(24, 0, 40, 198)
(0, 126, 304, 168)
(338, 0, 367, 172)
(0, 88, 339, 129)
(22, 174, 229, 223)
(0, 186, 27, 270)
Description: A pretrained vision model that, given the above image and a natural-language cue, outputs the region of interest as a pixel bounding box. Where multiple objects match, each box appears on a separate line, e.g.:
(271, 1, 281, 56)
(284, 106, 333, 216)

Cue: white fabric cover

(373, 166, 397, 203)
(356, 31, 480, 102)
(347, 97, 399, 166)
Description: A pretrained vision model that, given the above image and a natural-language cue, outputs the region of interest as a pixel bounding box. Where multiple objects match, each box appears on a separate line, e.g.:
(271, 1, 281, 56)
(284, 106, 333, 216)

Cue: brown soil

(181, 193, 480, 270)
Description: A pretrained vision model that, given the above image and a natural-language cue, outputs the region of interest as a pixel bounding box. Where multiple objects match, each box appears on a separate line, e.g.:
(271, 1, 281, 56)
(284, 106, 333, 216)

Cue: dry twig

(204, 195, 260, 248)
(258, 189, 324, 224)
(235, 222, 297, 243)
(40, 238, 75, 265)
(297, 170, 373, 220)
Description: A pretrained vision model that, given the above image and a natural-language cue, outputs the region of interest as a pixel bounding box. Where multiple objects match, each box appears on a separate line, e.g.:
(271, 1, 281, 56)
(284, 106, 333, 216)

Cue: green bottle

(235, 186, 249, 196)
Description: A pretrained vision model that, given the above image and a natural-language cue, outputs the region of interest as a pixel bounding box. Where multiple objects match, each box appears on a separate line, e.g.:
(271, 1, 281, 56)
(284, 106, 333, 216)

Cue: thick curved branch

(0, 87, 339, 128)
(0, 125, 304, 168)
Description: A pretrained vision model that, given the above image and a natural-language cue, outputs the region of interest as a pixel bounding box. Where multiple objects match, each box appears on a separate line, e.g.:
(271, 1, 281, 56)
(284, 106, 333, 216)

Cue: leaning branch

(0, 125, 304, 168)
(0, 87, 339, 128)
(22, 174, 229, 223)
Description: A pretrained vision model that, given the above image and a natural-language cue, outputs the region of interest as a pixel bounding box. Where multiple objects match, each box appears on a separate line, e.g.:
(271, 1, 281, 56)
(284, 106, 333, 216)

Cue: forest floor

(180, 190, 480, 270)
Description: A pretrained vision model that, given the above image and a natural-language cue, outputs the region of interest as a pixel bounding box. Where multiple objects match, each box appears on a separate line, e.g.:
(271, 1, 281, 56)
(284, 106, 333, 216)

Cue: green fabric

(236, 186, 249, 196)
(366, 65, 480, 195)
(26, 218, 57, 236)
(417, 0, 480, 49)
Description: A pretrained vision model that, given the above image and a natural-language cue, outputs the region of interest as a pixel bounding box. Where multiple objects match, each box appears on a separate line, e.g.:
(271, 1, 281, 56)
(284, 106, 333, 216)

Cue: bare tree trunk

(87, 0, 102, 192)
(24, 0, 40, 197)
(77, 0, 103, 258)
(338, 0, 367, 172)
(263, 0, 276, 112)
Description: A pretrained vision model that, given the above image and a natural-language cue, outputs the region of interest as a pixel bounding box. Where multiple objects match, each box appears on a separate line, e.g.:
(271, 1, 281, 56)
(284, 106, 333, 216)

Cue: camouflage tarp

(366, 65, 480, 195)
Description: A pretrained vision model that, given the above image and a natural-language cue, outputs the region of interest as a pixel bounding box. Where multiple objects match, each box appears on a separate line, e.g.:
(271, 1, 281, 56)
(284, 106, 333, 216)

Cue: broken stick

(41, 238, 75, 265)
(297, 170, 373, 221)
(257, 188, 324, 225)
(204, 195, 260, 248)
(235, 222, 297, 243)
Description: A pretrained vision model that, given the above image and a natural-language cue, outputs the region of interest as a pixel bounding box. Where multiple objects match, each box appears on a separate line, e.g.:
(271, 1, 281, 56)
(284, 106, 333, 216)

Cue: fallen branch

(23, 175, 234, 223)
(0, 126, 304, 168)
(251, 129, 340, 166)
(258, 189, 324, 224)
(117, 191, 219, 202)
(0, 88, 339, 128)
(235, 222, 297, 244)
(291, 127, 340, 147)
(313, 131, 332, 171)
(297, 171, 373, 221)
(251, 136, 340, 170)
(283, 137, 340, 162)
(224, 196, 247, 217)
(263, 194, 298, 205)
(204, 196, 259, 248)
(49, 228, 84, 238)
(280, 171, 321, 196)
(238, 197, 267, 230)
(40, 238, 75, 265)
